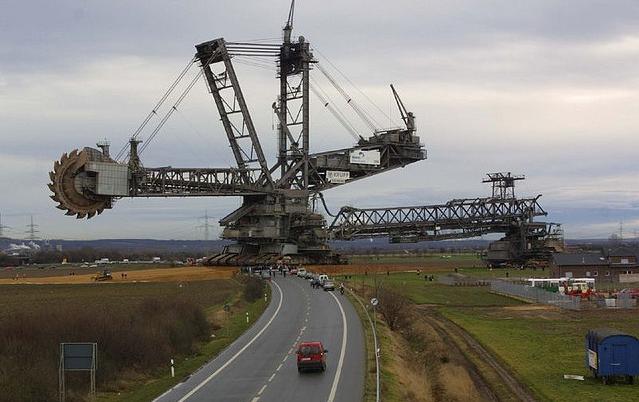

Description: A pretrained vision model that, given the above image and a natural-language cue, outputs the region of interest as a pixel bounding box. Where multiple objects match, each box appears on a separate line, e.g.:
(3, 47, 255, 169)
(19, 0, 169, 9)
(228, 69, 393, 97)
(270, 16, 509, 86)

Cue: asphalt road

(155, 274, 365, 402)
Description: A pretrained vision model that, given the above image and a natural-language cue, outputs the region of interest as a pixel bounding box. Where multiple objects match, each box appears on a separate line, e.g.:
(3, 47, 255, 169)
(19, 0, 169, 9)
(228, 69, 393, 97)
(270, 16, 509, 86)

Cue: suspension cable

(315, 47, 401, 128)
(115, 56, 197, 161)
(138, 68, 204, 155)
(309, 79, 361, 141)
(316, 63, 379, 133)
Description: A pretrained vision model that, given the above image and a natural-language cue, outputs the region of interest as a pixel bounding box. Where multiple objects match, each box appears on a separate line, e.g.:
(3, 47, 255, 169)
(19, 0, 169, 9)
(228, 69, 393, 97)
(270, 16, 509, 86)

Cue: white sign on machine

(326, 170, 350, 184)
(349, 149, 380, 166)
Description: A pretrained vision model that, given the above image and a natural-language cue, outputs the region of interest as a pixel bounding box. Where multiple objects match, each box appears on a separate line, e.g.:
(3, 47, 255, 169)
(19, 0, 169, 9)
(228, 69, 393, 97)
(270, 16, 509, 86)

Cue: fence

(438, 274, 490, 287)
(618, 293, 637, 309)
(596, 293, 637, 309)
(491, 280, 581, 310)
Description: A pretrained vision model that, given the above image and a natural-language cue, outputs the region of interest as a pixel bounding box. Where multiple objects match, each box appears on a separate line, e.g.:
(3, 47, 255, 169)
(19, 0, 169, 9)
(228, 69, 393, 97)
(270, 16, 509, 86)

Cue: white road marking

(258, 384, 267, 395)
(276, 363, 283, 371)
(176, 280, 284, 402)
(268, 373, 276, 382)
(250, 397, 260, 402)
(327, 291, 348, 402)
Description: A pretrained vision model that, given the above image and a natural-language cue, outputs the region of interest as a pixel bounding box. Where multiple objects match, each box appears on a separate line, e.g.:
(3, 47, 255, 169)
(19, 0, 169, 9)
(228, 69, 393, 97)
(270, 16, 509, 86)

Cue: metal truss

(196, 39, 273, 187)
(135, 168, 268, 197)
(329, 196, 547, 241)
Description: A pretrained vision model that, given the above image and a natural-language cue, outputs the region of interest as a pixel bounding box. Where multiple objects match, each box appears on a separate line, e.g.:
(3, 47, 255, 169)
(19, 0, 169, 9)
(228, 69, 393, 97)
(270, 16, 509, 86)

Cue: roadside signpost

(370, 298, 379, 356)
(59, 342, 97, 402)
(369, 297, 380, 402)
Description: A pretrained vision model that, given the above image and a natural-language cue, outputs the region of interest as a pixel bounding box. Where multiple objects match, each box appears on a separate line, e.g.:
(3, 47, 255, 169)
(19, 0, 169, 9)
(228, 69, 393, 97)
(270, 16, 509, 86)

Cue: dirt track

(0, 266, 238, 285)
(416, 306, 538, 402)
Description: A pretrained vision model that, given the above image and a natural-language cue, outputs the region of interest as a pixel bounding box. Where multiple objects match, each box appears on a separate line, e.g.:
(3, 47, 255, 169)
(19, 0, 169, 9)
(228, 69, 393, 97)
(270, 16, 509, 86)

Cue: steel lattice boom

(329, 196, 546, 241)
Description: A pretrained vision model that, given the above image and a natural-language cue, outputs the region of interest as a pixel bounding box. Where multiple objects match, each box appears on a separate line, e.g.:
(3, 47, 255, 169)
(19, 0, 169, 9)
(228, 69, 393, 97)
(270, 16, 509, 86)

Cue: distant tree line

(26, 247, 210, 264)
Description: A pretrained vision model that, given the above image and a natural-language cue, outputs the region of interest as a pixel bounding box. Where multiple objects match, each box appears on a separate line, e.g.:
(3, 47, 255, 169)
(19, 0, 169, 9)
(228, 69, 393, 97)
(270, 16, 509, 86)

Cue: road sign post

(370, 297, 380, 401)
(370, 298, 378, 343)
(59, 342, 97, 402)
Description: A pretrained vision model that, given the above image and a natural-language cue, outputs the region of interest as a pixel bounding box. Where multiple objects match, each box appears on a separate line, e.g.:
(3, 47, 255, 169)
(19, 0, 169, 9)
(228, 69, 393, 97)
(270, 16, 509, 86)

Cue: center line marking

(175, 281, 284, 402)
(276, 363, 283, 371)
(258, 384, 267, 395)
(268, 373, 276, 382)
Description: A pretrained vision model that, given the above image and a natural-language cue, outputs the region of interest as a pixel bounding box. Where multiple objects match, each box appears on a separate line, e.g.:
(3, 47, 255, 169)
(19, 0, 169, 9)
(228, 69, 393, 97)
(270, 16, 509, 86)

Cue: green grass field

(348, 252, 483, 266)
(345, 272, 522, 306)
(442, 307, 639, 402)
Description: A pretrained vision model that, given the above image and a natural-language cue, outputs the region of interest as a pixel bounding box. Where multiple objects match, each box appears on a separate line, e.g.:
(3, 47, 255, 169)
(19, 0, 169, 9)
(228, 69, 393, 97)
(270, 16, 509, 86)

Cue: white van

(318, 274, 329, 284)
(297, 268, 307, 277)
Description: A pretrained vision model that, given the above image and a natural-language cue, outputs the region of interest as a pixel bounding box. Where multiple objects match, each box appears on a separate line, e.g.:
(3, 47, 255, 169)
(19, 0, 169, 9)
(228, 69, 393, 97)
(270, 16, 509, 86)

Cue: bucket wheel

(48, 149, 113, 219)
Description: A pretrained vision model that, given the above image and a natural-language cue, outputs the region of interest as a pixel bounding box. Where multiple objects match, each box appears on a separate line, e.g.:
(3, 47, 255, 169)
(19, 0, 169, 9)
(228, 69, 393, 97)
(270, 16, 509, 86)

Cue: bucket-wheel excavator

(49, 2, 560, 266)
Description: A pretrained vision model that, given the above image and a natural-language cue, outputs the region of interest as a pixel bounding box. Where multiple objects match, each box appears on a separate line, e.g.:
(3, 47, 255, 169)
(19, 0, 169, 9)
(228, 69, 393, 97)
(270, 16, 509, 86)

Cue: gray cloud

(1, 0, 639, 240)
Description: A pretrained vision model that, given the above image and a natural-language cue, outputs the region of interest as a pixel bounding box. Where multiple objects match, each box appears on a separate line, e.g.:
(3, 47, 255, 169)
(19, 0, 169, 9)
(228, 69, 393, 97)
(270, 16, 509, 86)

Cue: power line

(25, 215, 40, 240)
(0, 212, 10, 237)
(197, 210, 214, 241)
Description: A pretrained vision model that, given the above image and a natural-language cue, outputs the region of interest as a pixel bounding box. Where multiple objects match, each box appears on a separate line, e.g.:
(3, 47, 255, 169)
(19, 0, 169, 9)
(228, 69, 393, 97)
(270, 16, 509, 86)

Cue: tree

(377, 287, 409, 331)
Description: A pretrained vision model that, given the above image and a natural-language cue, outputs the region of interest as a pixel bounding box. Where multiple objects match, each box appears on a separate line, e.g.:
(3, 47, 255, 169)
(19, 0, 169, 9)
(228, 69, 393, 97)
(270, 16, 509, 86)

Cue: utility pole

(25, 215, 40, 240)
(197, 210, 213, 241)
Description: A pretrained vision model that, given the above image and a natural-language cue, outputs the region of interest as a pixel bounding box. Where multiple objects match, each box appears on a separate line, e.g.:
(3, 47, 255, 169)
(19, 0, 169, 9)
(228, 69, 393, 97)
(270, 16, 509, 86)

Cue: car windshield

(299, 345, 321, 356)
(325, 282, 334, 286)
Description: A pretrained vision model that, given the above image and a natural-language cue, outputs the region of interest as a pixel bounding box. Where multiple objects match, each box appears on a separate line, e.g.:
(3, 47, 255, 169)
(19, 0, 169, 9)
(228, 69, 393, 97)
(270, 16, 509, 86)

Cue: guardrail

(348, 288, 380, 402)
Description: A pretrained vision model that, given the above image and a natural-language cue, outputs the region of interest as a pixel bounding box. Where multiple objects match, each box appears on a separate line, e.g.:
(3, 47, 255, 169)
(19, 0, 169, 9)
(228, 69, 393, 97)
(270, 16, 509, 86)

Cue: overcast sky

(1, 0, 638, 241)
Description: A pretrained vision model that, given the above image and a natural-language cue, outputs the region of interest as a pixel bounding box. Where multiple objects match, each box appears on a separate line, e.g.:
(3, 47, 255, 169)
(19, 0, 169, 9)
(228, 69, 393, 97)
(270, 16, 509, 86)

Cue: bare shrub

(377, 287, 409, 331)
(0, 298, 210, 402)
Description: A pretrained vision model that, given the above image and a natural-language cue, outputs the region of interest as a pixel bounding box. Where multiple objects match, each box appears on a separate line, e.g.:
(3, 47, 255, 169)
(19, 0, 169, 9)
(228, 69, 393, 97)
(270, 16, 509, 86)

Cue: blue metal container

(586, 328, 639, 383)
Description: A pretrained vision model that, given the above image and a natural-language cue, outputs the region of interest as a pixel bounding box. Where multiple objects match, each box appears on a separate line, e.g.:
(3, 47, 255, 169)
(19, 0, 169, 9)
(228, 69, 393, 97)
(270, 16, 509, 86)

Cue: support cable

(309, 80, 361, 141)
(316, 63, 379, 132)
(315, 47, 401, 129)
(139, 68, 204, 155)
(115, 56, 197, 161)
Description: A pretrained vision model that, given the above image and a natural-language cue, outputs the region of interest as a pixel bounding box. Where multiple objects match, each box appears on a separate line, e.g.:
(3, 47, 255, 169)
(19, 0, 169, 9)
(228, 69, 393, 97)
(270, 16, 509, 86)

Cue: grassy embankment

(0, 276, 269, 402)
(346, 288, 402, 402)
(342, 255, 639, 402)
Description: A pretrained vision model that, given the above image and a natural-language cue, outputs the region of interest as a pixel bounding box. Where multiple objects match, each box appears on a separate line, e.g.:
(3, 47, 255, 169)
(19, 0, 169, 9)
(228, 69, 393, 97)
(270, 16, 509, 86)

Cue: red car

(296, 341, 327, 372)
